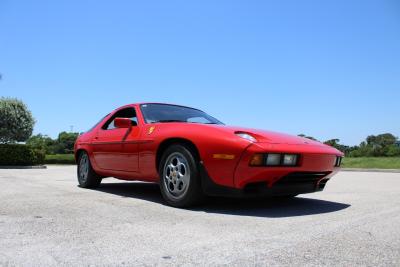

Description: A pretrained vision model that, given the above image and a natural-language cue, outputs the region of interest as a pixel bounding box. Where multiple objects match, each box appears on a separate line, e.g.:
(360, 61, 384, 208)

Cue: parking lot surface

(0, 166, 399, 266)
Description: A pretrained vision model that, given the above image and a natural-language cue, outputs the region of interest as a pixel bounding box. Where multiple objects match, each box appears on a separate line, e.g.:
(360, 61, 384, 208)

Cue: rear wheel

(159, 144, 204, 208)
(77, 151, 102, 188)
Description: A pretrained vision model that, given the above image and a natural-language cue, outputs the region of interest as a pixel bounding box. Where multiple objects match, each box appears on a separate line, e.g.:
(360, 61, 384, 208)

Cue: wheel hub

(163, 152, 190, 199)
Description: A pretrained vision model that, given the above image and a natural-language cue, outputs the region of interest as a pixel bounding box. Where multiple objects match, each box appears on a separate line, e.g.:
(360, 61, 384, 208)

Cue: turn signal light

(250, 154, 264, 166)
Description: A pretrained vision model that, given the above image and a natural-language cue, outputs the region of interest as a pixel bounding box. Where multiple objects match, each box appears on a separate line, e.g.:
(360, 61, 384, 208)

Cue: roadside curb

(341, 168, 400, 173)
(0, 165, 47, 169)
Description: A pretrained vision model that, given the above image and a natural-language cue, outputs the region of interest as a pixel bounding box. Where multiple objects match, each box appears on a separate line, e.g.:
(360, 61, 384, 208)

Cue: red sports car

(74, 103, 343, 207)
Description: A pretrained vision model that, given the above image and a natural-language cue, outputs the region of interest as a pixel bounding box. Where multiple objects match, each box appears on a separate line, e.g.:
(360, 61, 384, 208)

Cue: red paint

(75, 103, 343, 189)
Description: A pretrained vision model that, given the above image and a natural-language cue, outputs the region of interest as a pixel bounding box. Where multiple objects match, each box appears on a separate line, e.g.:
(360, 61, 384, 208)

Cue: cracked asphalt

(0, 166, 399, 266)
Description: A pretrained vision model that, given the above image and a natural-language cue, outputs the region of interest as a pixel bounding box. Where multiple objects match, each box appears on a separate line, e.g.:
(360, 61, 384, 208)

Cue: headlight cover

(266, 154, 281, 166)
(283, 154, 298, 166)
(236, 132, 257, 142)
(249, 153, 300, 167)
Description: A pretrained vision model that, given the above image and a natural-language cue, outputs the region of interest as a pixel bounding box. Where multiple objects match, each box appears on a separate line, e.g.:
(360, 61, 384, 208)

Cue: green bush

(45, 154, 76, 164)
(0, 97, 35, 143)
(33, 149, 46, 165)
(0, 144, 45, 166)
(26, 132, 80, 155)
(26, 134, 56, 154)
(386, 145, 400, 157)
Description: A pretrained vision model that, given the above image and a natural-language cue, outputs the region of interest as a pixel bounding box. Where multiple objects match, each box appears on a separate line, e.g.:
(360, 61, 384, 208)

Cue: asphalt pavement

(0, 166, 399, 266)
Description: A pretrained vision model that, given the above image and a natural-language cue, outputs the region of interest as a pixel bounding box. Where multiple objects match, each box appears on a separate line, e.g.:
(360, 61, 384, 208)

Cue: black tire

(77, 151, 102, 188)
(159, 144, 204, 208)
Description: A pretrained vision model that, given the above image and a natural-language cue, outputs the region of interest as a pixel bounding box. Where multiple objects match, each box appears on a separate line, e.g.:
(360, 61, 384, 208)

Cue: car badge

(148, 126, 155, 135)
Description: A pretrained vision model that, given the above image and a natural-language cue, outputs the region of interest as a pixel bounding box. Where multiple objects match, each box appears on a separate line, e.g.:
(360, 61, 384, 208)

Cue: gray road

(1, 166, 399, 266)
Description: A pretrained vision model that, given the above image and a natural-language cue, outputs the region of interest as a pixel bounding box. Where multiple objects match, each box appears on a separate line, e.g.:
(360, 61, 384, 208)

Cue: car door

(92, 107, 139, 172)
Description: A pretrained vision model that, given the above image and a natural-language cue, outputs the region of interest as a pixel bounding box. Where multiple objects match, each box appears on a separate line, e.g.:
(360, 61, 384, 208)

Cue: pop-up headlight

(235, 132, 257, 142)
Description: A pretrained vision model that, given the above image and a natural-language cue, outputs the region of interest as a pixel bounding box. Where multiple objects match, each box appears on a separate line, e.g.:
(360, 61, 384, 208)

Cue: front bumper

(234, 143, 341, 188)
(201, 165, 333, 197)
(201, 142, 342, 197)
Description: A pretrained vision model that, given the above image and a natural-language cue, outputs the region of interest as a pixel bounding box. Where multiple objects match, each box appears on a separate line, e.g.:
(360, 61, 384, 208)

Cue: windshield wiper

(154, 120, 186, 123)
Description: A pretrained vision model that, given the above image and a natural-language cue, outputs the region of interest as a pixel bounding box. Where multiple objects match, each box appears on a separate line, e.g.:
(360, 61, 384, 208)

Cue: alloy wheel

(79, 153, 89, 183)
(163, 152, 191, 200)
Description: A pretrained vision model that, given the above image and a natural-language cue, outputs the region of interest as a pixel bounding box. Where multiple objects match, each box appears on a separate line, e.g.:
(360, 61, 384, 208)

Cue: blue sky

(1, 0, 399, 145)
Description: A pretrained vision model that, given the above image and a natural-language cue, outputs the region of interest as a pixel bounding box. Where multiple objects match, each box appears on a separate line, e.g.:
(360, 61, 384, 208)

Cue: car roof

(126, 103, 203, 112)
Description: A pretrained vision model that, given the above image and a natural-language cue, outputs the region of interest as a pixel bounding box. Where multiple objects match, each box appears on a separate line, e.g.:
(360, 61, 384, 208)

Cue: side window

(187, 116, 210, 124)
(102, 107, 138, 130)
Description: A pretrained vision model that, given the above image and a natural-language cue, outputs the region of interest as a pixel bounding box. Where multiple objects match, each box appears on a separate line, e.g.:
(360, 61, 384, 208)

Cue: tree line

(299, 133, 400, 157)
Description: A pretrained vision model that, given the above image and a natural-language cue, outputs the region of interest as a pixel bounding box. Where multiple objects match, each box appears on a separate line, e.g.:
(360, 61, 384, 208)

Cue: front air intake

(275, 172, 331, 185)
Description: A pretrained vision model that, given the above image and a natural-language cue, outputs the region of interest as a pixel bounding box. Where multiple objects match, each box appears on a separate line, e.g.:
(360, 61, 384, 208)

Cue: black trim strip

(91, 140, 154, 145)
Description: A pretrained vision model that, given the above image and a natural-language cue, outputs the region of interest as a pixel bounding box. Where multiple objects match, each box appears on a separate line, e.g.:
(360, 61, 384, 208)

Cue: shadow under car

(90, 181, 351, 218)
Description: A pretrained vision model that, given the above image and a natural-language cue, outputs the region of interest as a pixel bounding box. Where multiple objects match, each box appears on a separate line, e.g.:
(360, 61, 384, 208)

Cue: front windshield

(140, 104, 224, 125)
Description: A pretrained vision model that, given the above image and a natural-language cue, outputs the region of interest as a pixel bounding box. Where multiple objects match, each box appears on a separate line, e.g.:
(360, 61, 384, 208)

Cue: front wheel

(77, 151, 102, 188)
(159, 144, 204, 208)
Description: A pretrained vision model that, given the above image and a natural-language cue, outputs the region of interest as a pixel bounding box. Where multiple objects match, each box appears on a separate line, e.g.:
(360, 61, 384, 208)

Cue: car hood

(154, 123, 341, 154)
(211, 125, 326, 146)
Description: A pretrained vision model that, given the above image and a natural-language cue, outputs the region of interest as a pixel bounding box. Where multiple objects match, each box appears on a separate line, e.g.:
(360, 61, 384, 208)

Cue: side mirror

(114, 118, 132, 129)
